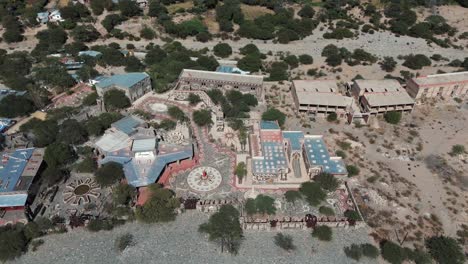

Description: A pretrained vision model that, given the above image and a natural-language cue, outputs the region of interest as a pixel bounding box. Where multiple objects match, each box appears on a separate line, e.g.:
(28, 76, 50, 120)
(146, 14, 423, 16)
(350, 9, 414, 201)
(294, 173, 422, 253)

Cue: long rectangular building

(0, 148, 44, 225)
(351, 79, 414, 115)
(291, 80, 353, 118)
(176, 69, 263, 98)
(406, 71, 468, 101)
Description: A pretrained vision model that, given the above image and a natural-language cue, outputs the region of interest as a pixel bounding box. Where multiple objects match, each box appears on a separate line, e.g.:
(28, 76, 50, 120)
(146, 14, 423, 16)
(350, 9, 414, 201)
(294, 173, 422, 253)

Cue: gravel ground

(91, 27, 468, 60)
(15, 211, 378, 264)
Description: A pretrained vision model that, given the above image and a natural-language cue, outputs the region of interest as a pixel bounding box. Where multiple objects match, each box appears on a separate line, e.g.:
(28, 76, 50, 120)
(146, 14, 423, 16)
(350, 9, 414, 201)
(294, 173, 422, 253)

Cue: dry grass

(58, 0, 70, 7)
(240, 4, 274, 20)
(203, 10, 219, 33)
(167, 1, 195, 14)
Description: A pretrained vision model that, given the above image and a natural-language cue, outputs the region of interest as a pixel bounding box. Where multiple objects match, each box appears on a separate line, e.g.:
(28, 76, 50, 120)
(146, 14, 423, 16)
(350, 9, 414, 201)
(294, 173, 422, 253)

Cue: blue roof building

(0, 148, 44, 208)
(93, 72, 152, 102)
(250, 121, 347, 184)
(97, 116, 194, 187)
(78, 50, 103, 58)
(216, 65, 250, 75)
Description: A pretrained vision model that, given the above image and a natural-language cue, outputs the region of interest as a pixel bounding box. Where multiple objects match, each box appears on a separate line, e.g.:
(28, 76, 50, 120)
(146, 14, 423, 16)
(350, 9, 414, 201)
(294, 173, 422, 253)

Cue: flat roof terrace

(411, 71, 468, 87)
(292, 80, 353, 107)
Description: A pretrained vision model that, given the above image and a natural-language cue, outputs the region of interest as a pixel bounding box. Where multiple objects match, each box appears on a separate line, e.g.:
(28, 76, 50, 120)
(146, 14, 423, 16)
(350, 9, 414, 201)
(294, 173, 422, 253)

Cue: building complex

(93, 72, 152, 102)
(96, 116, 194, 187)
(0, 148, 44, 225)
(249, 121, 347, 184)
(350, 79, 415, 115)
(406, 71, 468, 101)
(291, 80, 353, 118)
(176, 69, 264, 98)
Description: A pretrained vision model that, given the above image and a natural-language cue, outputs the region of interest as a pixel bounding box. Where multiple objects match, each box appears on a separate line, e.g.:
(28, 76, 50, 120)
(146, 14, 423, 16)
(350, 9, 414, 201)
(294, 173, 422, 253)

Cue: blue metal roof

(304, 136, 347, 175)
(78, 50, 102, 57)
(0, 148, 34, 193)
(252, 141, 288, 175)
(0, 194, 28, 207)
(217, 65, 235, 73)
(112, 116, 144, 135)
(100, 147, 193, 187)
(0, 89, 27, 102)
(260, 121, 280, 130)
(282, 131, 303, 152)
(95, 72, 149, 90)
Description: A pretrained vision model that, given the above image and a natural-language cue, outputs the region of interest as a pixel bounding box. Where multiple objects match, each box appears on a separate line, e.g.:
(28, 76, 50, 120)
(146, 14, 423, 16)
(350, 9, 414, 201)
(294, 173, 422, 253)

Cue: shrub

(300, 182, 326, 206)
(344, 244, 362, 260)
(192, 109, 213, 126)
(449, 144, 465, 156)
(326, 112, 337, 122)
(274, 233, 296, 251)
(213, 43, 232, 58)
(262, 108, 286, 127)
(426, 235, 466, 264)
(115, 233, 134, 252)
(284, 55, 299, 68)
(187, 93, 202, 106)
(314, 172, 339, 191)
(403, 54, 431, 70)
(361, 243, 379, 258)
(298, 54, 313, 64)
(335, 150, 346, 159)
(312, 226, 332, 241)
(384, 111, 402, 124)
(380, 57, 397, 72)
(346, 165, 360, 176)
(344, 210, 361, 221)
(319, 206, 335, 216)
(381, 241, 406, 264)
(87, 219, 115, 232)
(95, 162, 125, 187)
(140, 26, 156, 40)
(323, 28, 354, 39)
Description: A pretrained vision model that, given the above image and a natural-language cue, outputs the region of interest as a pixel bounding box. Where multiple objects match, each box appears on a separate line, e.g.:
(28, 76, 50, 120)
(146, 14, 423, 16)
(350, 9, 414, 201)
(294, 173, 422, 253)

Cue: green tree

(284, 190, 302, 204)
(403, 54, 431, 70)
(346, 165, 360, 177)
(326, 112, 337, 122)
(75, 156, 97, 173)
(199, 204, 243, 254)
(235, 162, 247, 183)
(193, 109, 213, 126)
(274, 233, 296, 251)
(426, 235, 465, 264)
(104, 89, 131, 110)
(384, 111, 402, 124)
(213, 43, 232, 58)
(197, 56, 219, 71)
(267, 61, 289, 81)
(82, 92, 98, 106)
(44, 142, 76, 168)
(71, 25, 100, 43)
(57, 119, 88, 145)
(344, 244, 362, 261)
(140, 26, 156, 40)
(102, 14, 124, 32)
(41, 166, 68, 186)
(255, 194, 276, 215)
(361, 243, 379, 258)
(312, 225, 332, 241)
(262, 108, 286, 127)
(95, 162, 125, 187)
(0, 227, 27, 261)
(168, 106, 187, 122)
(125, 56, 145, 72)
(238, 54, 262, 72)
(314, 172, 339, 191)
(284, 55, 299, 68)
(344, 210, 361, 221)
(298, 5, 315, 18)
(381, 241, 405, 264)
(188, 93, 202, 106)
(119, 0, 141, 17)
(299, 182, 326, 206)
(319, 206, 335, 216)
(135, 184, 180, 223)
(113, 183, 136, 205)
(240, 44, 260, 55)
(0, 95, 35, 118)
(299, 54, 313, 64)
(380, 57, 397, 72)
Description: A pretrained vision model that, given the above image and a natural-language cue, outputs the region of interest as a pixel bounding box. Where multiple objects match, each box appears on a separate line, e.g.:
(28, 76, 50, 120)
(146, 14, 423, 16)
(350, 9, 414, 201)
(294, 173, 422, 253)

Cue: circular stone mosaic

(63, 178, 100, 206)
(187, 166, 222, 192)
